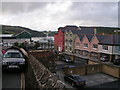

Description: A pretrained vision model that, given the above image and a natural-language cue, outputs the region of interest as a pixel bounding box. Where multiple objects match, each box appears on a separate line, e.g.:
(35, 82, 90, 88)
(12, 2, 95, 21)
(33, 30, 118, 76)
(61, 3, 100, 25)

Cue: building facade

(54, 27, 66, 52)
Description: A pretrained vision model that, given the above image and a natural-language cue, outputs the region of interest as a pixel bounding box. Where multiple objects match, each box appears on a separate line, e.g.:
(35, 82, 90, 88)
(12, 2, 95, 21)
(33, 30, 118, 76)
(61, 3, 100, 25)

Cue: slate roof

(58, 27, 66, 32)
(58, 25, 79, 32)
(95, 35, 108, 42)
(99, 34, 120, 45)
(86, 35, 94, 42)
(79, 26, 95, 34)
(70, 30, 81, 34)
(78, 35, 84, 41)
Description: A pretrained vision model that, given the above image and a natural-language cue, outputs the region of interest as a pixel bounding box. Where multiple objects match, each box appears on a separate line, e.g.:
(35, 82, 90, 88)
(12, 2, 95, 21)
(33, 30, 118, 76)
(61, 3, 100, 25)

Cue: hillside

(1, 25, 57, 37)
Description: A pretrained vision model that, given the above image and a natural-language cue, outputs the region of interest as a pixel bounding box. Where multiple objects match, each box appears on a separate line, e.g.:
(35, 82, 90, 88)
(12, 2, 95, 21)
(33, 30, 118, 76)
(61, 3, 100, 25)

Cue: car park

(113, 59, 120, 65)
(100, 56, 109, 62)
(2, 49, 26, 70)
(64, 75, 86, 87)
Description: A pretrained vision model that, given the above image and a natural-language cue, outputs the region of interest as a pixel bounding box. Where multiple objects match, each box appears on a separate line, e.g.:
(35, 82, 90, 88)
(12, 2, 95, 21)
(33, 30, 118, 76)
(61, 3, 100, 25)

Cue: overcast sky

(1, 1, 119, 31)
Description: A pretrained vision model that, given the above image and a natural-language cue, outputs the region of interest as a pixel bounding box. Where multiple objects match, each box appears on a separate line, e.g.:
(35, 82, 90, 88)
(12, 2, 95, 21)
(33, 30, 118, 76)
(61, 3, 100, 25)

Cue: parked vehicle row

(100, 55, 120, 65)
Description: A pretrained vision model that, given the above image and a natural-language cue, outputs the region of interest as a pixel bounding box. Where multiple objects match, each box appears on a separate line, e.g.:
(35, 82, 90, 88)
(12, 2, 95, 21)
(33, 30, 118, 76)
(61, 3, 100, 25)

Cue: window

(66, 34, 68, 37)
(119, 46, 120, 51)
(93, 44, 98, 49)
(76, 43, 80, 46)
(69, 40, 72, 45)
(102, 45, 108, 50)
(70, 47, 72, 51)
(84, 43, 88, 48)
(66, 46, 67, 49)
(70, 34, 72, 37)
(4, 52, 22, 58)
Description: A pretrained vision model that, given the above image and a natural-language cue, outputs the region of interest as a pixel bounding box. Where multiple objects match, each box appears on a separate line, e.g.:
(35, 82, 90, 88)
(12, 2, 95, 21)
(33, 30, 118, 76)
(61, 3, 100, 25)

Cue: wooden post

(98, 53, 100, 60)
(110, 54, 112, 62)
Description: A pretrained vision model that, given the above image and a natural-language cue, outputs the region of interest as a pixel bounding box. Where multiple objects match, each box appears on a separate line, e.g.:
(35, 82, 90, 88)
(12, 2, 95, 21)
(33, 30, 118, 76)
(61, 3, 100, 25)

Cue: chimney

(94, 28, 97, 34)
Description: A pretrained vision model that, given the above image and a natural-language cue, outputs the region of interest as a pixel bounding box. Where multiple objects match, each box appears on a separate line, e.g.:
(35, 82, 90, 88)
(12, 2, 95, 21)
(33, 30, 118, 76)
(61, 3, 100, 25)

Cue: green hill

(1, 25, 57, 37)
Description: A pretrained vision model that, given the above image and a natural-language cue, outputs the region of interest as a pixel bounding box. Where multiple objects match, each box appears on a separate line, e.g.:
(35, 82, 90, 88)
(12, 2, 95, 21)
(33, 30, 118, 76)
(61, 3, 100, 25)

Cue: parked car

(100, 56, 109, 62)
(62, 55, 72, 63)
(2, 49, 26, 70)
(64, 75, 86, 87)
(113, 59, 120, 65)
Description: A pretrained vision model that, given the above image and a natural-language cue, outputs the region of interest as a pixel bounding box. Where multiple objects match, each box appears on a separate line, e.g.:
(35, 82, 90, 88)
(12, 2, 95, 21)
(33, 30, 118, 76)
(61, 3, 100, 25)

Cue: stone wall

(88, 60, 120, 78)
(28, 50, 53, 59)
(25, 55, 69, 89)
(64, 65, 86, 75)
(86, 64, 102, 75)
(102, 64, 120, 78)
(64, 64, 101, 76)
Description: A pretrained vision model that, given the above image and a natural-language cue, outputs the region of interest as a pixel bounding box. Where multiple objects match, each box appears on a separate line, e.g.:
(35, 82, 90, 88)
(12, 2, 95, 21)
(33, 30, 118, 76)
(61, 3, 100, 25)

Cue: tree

(34, 41, 40, 49)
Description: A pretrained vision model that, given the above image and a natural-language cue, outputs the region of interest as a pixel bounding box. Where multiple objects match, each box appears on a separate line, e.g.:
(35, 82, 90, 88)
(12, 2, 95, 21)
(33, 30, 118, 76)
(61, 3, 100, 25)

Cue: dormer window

(84, 43, 88, 48)
(76, 43, 80, 46)
(93, 44, 98, 49)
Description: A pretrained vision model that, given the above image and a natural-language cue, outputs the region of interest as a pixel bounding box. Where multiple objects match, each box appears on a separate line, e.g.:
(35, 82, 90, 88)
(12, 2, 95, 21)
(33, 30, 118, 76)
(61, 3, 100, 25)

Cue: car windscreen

(73, 76, 82, 80)
(4, 52, 23, 58)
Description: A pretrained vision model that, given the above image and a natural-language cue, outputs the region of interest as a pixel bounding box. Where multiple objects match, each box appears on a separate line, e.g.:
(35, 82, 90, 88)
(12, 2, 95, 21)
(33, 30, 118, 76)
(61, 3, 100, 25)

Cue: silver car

(2, 49, 25, 70)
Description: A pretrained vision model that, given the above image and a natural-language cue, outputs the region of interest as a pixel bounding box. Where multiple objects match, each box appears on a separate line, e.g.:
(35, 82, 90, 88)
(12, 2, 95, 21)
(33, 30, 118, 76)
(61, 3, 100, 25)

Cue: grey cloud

(1, 2, 118, 31)
(2, 2, 48, 14)
(67, 2, 118, 26)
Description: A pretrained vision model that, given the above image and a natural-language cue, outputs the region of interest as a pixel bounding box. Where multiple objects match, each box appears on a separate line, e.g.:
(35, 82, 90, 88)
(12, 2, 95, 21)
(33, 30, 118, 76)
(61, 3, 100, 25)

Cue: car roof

(5, 49, 21, 53)
(71, 75, 80, 77)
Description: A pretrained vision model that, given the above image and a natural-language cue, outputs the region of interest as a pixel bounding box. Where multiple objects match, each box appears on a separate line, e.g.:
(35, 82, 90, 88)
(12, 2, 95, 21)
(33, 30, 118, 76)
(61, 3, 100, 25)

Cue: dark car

(62, 55, 72, 63)
(64, 75, 86, 87)
(113, 59, 120, 65)
(100, 56, 109, 62)
(2, 49, 26, 71)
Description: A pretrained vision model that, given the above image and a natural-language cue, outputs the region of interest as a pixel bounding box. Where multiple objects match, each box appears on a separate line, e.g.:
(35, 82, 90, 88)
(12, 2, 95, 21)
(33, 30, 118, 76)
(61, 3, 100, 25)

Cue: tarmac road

(2, 71, 25, 90)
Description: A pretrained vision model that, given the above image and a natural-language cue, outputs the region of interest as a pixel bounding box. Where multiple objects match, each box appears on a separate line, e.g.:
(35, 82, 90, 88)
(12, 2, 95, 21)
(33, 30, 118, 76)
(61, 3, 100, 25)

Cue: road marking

(21, 72, 25, 90)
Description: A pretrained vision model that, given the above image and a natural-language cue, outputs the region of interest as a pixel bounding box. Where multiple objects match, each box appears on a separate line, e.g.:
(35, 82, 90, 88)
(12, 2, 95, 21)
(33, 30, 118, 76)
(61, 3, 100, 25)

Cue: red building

(54, 27, 65, 52)
(54, 25, 79, 52)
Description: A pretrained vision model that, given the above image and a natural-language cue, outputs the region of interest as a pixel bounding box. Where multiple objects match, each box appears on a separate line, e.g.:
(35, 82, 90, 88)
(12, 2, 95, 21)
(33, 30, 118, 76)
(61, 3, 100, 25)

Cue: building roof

(86, 35, 94, 41)
(71, 30, 81, 34)
(65, 25, 79, 30)
(95, 35, 108, 42)
(78, 35, 84, 41)
(58, 25, 79, 33)
(12, 30, 31, 37)
(99, 34, 120, 45)
(79, 26, 95, 34)
(0, 34, 13, 37)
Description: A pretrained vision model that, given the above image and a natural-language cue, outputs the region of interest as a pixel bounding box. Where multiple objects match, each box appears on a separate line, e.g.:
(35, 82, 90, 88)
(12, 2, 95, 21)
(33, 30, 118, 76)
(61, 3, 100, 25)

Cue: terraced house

(74, 34, 109, 62)
(64, 30, 81, 53)
(98, 34, 120, 62)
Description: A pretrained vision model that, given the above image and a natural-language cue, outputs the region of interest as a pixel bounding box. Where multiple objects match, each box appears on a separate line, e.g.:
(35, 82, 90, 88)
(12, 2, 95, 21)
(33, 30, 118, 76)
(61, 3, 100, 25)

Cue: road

(2, 71, 25, 90)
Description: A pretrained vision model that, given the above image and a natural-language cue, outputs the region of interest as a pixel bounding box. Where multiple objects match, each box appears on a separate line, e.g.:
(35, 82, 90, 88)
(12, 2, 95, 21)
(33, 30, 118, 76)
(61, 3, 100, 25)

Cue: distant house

(1, 31, 31, 49)
(54, 27, 66, 52)
(38, 37, 54, 49)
